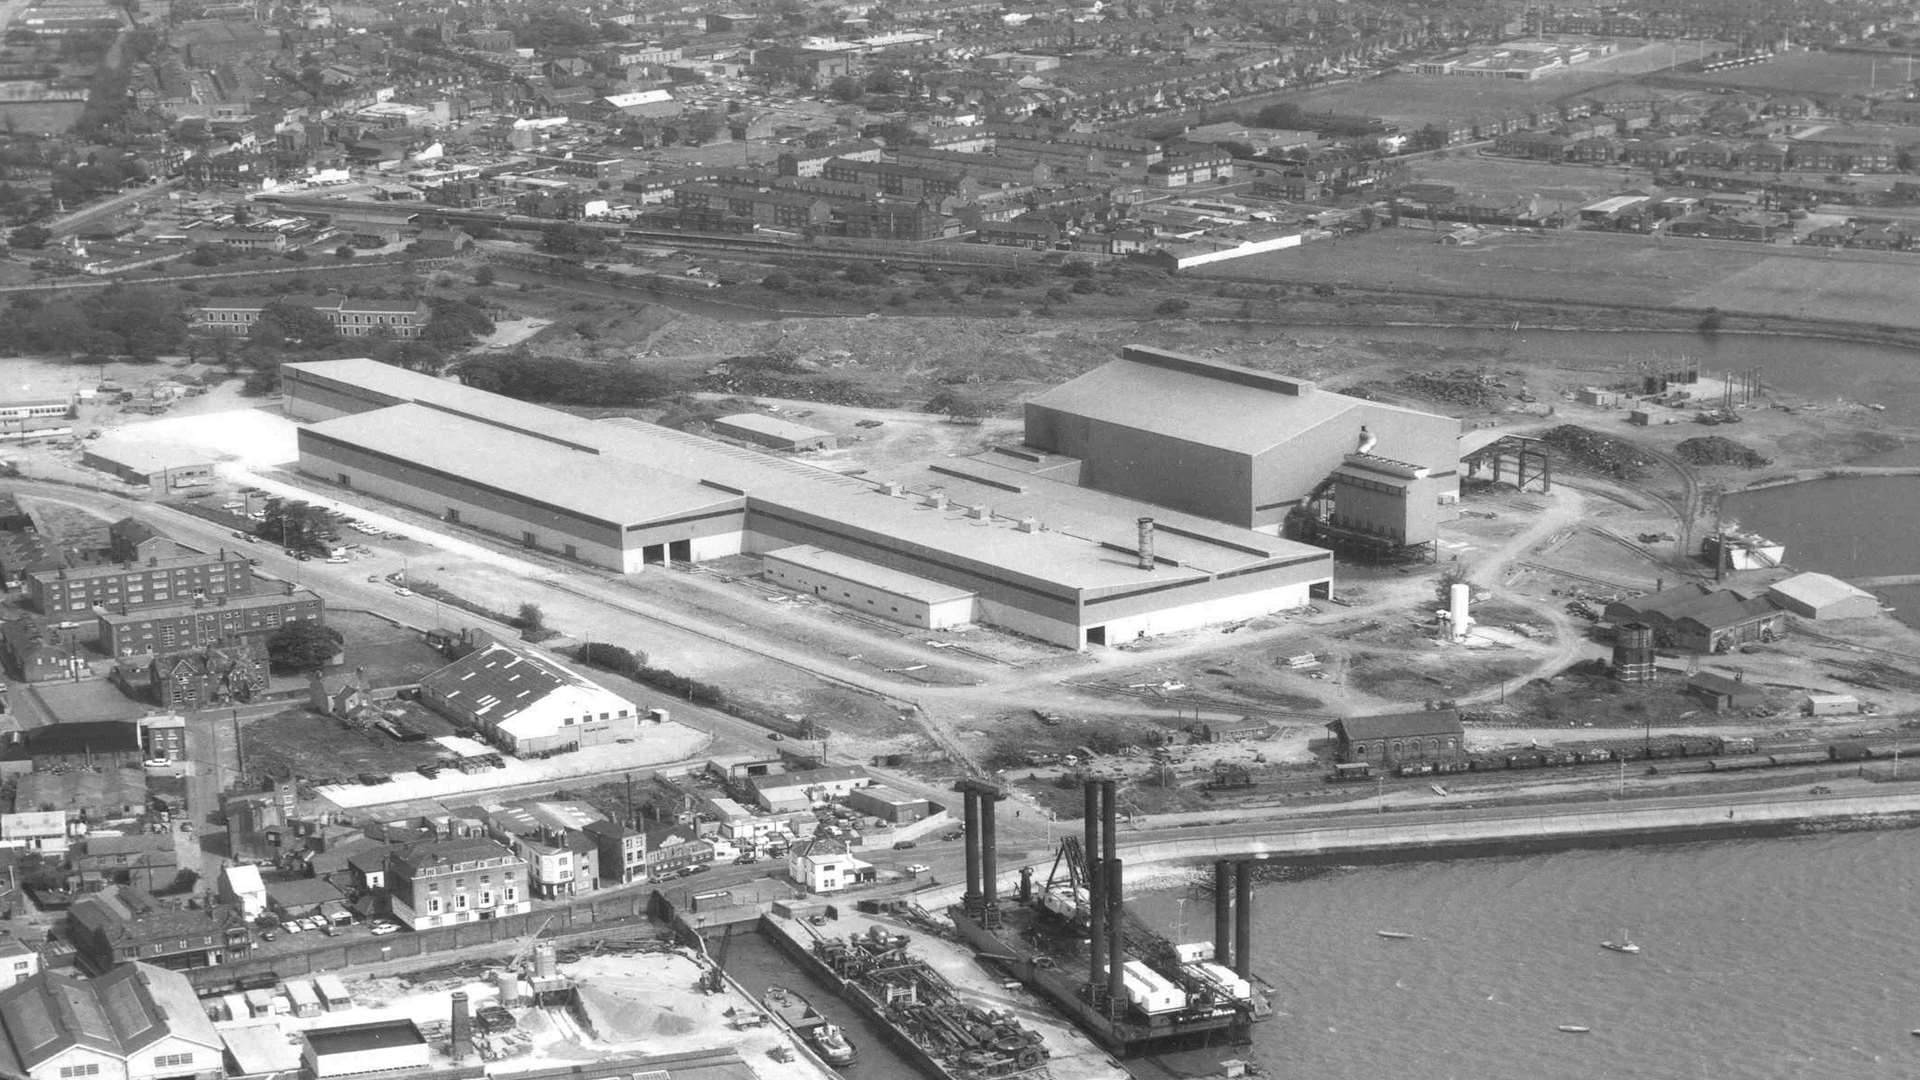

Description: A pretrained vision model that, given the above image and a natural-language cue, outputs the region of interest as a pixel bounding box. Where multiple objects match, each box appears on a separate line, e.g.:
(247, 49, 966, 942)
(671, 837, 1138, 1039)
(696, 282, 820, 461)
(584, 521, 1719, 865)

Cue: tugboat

(764, 986, 857, 1068)
(809, 1019, 857, 1066)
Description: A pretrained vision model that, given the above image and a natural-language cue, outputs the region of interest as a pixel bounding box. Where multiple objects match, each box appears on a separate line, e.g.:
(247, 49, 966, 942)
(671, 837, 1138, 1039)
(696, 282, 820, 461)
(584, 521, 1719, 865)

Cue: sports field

(1690, 50, 1903, 96)
(1404, 154, 1647, 205)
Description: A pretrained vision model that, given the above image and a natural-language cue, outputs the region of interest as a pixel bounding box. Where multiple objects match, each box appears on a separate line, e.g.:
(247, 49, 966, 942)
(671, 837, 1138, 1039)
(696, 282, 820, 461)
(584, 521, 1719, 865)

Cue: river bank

(917, 784, 1920, 908)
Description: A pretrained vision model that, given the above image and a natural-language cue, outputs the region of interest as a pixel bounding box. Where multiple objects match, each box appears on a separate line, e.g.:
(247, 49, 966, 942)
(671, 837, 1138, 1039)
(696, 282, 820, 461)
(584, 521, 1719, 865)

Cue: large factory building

(285, 358, 1337, 649)
(1024, 345, 1461, 535)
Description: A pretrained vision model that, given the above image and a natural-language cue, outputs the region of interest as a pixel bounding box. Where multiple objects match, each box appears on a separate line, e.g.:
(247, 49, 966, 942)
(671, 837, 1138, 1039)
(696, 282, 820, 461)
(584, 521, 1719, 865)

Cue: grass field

(1405, 153, 1647, 203)
(1282, 74, 1578, 128)
(241, 702, 453, 786)
(1690, 50, 1899, 96)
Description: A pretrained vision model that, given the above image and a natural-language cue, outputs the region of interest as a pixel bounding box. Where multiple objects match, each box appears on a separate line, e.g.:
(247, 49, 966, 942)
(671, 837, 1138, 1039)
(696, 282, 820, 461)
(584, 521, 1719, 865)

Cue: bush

(1155, 297, 1192, 316)
(574, 642, 649, 678)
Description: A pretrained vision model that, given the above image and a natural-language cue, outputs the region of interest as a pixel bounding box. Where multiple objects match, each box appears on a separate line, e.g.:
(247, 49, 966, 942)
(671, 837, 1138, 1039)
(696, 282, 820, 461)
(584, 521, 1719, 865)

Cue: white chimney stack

(1356, 425, 1378, 455)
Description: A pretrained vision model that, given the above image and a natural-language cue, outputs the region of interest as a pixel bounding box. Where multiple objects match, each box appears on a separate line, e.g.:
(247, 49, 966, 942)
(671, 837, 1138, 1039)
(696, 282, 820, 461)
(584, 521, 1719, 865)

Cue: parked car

(905, 863, 931, 875)
(892, 840, 917, 850)
(324, 556, 349, 564)
(143, 758, 171, 769)
(369, 920, 399, 936)
(280, 921, 303, 935)
(395, 587, 413, 597)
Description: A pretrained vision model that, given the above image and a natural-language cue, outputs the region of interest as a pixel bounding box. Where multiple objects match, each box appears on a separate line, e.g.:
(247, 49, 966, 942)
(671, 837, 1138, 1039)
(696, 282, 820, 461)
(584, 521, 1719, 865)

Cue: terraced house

(190, 295, 430, 339)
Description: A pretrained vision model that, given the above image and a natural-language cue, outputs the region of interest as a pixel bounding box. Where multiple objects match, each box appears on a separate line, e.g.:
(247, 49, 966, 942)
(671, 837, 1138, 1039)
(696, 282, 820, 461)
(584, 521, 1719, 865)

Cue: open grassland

(1204, 228, 1766, 308)
(1200, 226, 1920, 331)
(1683, 253, 1920, 328)
(1282, 74, 1577, 128)
(1688, 50, 1897, 96)
(1405, 153, 1647, 203)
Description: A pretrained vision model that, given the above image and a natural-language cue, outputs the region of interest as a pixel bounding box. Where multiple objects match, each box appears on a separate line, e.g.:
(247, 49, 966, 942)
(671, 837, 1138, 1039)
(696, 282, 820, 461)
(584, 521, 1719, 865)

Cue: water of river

(722, 925, 924, 1080)
(1123, 830, 1920, 1080)
(1225, 325, 1920, 418)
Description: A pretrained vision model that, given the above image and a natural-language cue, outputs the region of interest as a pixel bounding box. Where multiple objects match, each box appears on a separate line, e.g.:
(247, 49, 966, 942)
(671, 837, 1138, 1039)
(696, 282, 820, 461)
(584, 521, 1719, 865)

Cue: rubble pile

(1539, 425, 1652, 480)
(1675, 436, 1770, 468)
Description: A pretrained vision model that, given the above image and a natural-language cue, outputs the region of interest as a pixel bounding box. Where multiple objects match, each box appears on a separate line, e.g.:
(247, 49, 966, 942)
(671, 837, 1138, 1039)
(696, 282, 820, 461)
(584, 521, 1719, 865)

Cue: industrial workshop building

(284, 358, 1336, 649)
(1023, 346, 1461, 535)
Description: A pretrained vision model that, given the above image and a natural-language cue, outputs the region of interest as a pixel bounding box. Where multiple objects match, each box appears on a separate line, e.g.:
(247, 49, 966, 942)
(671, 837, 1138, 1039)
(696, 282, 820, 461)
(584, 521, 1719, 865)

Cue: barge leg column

(1102, 780, 1124, 1017)
(1086, 780, 1105, 1002)
(1213, 859, 1232, 962)
(1234, 860, 1253, 979)
(981, 788, 1000, 928)
(963, 789, 982, 916)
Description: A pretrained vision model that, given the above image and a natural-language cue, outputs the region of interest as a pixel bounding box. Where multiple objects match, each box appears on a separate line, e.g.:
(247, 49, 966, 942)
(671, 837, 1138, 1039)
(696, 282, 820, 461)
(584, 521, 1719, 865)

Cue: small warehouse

(846, 782, 933, 823)
(79, 438, 216, 490)
(711, 413, 837, 452)
(1805, 692, 1861, 716)
(763, 544, 976, 630)
(1687, 671, 1767, 713)
(1767, 572, 1880, 621)
(1200, 717, 1276, 743)
(1327, 710, 1465, 765)
(303, 1019, 430, 1078)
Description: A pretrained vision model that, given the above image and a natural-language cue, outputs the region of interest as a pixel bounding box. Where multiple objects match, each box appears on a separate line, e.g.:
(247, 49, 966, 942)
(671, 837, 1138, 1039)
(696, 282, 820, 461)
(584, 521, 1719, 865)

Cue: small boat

(1558, 1025, 1591, 1034)
(1601, 929, 1640, 955)
(1867, 402, 1887, 411)
(809, 1021, 857, 1066)
(764, 986, 857, 1067)
(1376, 931, 1414, 940)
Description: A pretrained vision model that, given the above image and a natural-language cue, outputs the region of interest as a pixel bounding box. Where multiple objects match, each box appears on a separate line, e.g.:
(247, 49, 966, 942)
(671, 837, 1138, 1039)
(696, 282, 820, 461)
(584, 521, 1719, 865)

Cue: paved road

(44, 178, 181, 239)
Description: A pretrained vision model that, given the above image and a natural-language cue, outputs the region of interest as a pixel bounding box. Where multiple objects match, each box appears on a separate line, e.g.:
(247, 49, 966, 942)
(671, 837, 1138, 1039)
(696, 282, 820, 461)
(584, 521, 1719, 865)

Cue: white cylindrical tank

(1449, 582, 1472, 641)
(495, 970, 523, 1006)
(533, 943, 559, 980)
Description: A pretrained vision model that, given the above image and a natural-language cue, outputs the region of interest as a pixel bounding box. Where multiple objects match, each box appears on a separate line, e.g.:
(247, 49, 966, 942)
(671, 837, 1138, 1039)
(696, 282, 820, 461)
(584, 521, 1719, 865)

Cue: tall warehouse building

(284, 358, 1336, 649)
(1023, 345, 1461, 535)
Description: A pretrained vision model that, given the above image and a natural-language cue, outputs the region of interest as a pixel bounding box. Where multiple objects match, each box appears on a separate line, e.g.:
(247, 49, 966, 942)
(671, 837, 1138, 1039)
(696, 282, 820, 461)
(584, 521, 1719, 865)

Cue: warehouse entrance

(643, 544, 666, 565)
(670, 539, 691, 562)
(1085, 626, 1106, 647)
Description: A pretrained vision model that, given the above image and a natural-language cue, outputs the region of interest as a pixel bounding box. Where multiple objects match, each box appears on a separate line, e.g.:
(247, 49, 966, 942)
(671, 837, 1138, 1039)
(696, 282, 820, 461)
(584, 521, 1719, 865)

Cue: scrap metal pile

(816, 927, 1051, 1079)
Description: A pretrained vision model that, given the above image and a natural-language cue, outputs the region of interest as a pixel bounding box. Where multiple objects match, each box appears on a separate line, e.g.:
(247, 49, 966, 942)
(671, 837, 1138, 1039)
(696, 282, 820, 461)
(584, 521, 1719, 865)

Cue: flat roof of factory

(1028, 345, 1446, 457)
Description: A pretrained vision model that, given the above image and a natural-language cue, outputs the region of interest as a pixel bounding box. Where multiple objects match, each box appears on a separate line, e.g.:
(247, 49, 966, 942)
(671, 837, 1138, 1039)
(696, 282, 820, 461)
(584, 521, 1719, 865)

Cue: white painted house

(787, 838, 870, 894)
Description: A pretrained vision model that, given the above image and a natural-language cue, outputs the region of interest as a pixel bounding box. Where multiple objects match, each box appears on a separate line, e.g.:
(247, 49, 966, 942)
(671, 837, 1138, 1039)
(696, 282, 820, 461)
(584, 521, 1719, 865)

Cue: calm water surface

(1126, 831, 1920, 1080)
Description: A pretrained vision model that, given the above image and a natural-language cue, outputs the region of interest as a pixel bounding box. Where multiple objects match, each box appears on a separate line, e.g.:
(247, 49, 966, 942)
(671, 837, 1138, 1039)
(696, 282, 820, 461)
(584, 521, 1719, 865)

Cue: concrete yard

(217, 950, 836, 1080)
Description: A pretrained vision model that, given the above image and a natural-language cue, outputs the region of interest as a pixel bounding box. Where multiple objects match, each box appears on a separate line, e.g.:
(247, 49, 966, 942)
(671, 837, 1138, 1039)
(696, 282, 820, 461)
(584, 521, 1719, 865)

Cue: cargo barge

(946, 778, 1271, 1057)
(762, 912, 1052, 1080)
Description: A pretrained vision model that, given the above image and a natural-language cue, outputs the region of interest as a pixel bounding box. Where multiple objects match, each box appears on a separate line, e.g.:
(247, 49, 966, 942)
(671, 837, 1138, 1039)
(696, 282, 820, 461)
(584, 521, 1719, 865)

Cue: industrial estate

(6, 0, 1920, 1077)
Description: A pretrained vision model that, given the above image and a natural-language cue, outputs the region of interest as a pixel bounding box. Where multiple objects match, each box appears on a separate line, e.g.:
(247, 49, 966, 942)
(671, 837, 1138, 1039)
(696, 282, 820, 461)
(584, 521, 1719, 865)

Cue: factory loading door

(644, 544, 665, 565)
(670, 539, 691, 562)
(1086, 626, 1106, 647)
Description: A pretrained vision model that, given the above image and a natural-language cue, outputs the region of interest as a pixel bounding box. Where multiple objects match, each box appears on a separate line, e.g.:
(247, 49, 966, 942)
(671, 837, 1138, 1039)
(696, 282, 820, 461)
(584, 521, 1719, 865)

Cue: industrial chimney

(1136, 518, 1155, 571)
(1356, 425, 1378, 455)
(449, 991, 473, 1061)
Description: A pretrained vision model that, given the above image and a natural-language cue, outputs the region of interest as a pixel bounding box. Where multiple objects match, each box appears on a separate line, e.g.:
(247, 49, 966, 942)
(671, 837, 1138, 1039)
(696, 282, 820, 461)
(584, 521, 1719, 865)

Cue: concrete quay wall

(918, 790, 1920, 907)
